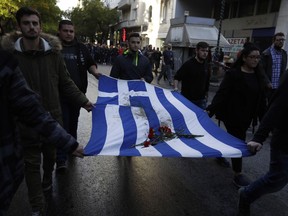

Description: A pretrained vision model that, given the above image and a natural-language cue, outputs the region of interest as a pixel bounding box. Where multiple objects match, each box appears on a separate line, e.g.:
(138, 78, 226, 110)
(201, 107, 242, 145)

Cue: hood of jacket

(1, 31, 62, 54)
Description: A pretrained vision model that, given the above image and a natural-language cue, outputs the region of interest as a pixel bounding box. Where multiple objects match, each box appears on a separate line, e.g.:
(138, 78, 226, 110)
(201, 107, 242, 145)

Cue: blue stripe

(118, 106, 141, 156)
(155, 88, 223, 157)
(84, 105, 107, 156)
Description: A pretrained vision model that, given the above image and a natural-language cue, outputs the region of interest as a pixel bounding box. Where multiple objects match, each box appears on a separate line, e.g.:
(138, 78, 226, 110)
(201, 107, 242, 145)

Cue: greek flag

(84, 75, 251, 158)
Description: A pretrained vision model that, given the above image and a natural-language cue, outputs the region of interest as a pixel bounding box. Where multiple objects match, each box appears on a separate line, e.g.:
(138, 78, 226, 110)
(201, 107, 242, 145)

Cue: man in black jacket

(110, 32, 153, 83)
(0, 50, 83, 215)
(238, 73, 288, 216)
(57, 20, 101, 170)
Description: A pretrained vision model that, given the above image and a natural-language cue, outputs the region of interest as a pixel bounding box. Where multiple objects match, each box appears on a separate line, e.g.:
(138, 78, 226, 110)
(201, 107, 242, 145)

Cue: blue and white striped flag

(84, 75, 251, 158)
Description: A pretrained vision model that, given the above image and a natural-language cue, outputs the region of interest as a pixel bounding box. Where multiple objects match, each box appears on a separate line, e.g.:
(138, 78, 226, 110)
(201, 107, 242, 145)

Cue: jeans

(242, 133, 288, 204)
(24, 141, 55, 212)
(224, 122, 248, 173)
(57, 101, 80, 163)
(158, 65, 173, 83)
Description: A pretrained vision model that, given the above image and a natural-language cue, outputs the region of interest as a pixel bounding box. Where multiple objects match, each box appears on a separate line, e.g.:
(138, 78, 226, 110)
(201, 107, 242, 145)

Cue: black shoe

(56, 161, 67, 171)
(215, 157, 230, 168)
(42, 173, 52, 192)
(31, 211, 43, 216)
(233, 174, 251, 188)
(237, 187, 250, 216)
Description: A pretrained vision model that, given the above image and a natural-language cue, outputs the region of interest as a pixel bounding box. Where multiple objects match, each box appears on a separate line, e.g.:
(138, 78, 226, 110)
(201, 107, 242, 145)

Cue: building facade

(113, 0, 287, 53)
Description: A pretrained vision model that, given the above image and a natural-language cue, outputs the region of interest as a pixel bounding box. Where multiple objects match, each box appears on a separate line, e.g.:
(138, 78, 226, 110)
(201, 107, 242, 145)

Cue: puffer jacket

(1, 32, 88, 124)
(0, 50, 79, 210)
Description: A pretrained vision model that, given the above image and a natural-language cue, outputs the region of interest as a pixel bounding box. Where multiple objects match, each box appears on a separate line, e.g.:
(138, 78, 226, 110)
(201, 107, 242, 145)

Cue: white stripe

(131, 106, 149, 145)
(166, 139, 204, 157)
(117, 81, 130, 106)
(98, 105, 123, 155)
(135, 145, 163, 157)
(98, 90, 118, 98)
(163, 90, 243, 157)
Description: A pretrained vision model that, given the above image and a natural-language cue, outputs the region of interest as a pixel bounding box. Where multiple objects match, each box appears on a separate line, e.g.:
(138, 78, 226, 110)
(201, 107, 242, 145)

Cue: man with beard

(173, 41, 210, 109)
(57, 20, 100, 170)
(1, 7, 94, 216)
(110, 32, 153, 83)
(261, 32, 287, 102)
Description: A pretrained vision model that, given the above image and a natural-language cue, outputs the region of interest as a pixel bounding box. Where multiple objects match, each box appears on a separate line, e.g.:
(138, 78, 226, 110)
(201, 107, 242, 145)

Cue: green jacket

(1, 32, 88, 124)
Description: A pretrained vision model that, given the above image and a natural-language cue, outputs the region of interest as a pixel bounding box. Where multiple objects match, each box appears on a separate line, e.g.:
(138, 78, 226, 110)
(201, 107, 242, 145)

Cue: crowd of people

(1, 6, 288, 216)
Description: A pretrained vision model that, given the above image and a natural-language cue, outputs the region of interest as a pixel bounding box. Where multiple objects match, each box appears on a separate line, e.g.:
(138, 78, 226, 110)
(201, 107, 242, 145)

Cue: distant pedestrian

(152, 47, 162, 76)
(0, 50, 84, 215)
(206, 45, 267, 188)
(238, 72, 288, 216)
(157, 44, 174, 86)
(57, 19, 101, 170)
(174, 41, 210, 109)
(110, 32, 153, 83)
(261, 32, 287, 102)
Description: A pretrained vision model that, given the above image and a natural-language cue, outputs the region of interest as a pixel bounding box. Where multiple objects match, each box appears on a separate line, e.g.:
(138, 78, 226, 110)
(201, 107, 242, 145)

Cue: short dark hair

(196, 41, 209, 50)
(58, 20, 74, 30)
(128, 32, 141, 41)
(16, 7, 41, 25)
(273, 32, 285, 41)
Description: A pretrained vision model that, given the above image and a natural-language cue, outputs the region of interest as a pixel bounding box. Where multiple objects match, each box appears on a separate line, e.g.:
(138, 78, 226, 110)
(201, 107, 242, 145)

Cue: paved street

(8, 64, 288, 216)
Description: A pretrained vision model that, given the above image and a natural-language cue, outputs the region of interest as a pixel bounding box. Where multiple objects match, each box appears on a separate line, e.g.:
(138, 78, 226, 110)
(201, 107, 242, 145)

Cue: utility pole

(211, 0, 226, 83)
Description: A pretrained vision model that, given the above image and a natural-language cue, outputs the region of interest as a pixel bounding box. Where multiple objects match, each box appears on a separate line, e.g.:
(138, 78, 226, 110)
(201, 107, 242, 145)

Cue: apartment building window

(160, 0, 168, 23)
(148, 6, 152, 22)
(238, 0, 256, 17)
(231, 1, 239, 18)
(270, 0, 281, 12)
(256, 0, 269, 15)
(132, 8, 137, 20)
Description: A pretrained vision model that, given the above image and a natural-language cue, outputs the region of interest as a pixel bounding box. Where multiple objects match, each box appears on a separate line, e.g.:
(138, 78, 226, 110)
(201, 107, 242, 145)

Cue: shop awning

(165, 16, 231, 48)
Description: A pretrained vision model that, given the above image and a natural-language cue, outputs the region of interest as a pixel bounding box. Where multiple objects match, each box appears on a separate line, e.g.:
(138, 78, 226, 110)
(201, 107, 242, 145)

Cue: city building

(112, 0, 287, 55)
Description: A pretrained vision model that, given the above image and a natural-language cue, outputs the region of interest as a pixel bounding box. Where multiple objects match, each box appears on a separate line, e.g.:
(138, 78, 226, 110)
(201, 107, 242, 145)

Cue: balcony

(118, 0, 131, 10)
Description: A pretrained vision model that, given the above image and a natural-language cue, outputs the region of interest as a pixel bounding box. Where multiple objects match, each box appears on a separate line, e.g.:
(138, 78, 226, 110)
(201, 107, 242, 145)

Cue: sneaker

(56, 161, 67, 171)
(215, 157, 230, 168)
(42, 173, 52, 192)
(31, 211, 43, 216)
(237, 187, 250, 216)
(233, 174, 251, 188)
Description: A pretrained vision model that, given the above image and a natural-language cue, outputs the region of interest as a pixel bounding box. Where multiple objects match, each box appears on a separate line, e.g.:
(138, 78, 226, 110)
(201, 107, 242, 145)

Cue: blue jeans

(242, 133, 288, 203)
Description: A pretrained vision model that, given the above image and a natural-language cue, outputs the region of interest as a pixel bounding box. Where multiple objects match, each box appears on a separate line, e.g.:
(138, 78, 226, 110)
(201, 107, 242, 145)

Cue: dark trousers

(224, 122, 248, 173)
(56, 101, 80, 163)
(243, 133, 288, 204)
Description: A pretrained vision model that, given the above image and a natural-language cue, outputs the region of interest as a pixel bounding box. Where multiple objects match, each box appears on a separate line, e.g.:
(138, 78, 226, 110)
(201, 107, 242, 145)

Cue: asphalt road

(8, 65, 288, 216)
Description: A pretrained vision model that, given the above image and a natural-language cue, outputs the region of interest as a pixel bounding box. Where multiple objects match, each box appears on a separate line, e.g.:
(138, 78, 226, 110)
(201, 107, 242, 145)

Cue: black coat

(206, 67, 267, 129)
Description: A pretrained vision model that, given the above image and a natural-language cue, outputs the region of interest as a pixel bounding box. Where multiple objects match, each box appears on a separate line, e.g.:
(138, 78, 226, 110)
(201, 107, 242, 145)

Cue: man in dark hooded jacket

(0, 50, 83, 215)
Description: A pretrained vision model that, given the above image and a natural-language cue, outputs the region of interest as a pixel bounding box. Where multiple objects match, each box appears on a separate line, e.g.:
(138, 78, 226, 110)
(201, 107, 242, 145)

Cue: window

(270, 0, 281, 12)
(132, 8, 137, 20)
(148, 6, 152, 22)
(238, 0, 256, 17)
(160, 0, 168, 23)
(231, 1, 239, 18)
(256, 0, 269, 15)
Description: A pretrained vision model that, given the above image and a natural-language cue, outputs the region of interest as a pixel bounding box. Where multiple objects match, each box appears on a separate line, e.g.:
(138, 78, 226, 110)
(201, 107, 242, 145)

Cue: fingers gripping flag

(84, 75, 251, 158)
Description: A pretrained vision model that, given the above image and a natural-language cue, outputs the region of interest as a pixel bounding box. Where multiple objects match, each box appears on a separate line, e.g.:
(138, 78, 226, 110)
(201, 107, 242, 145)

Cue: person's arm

(58, 56, 93, 111)
(250, 73, 288, 146)
(110, 56, 121, 78)
(8, 65, 83, 157)
(88, 65, 101, 79)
